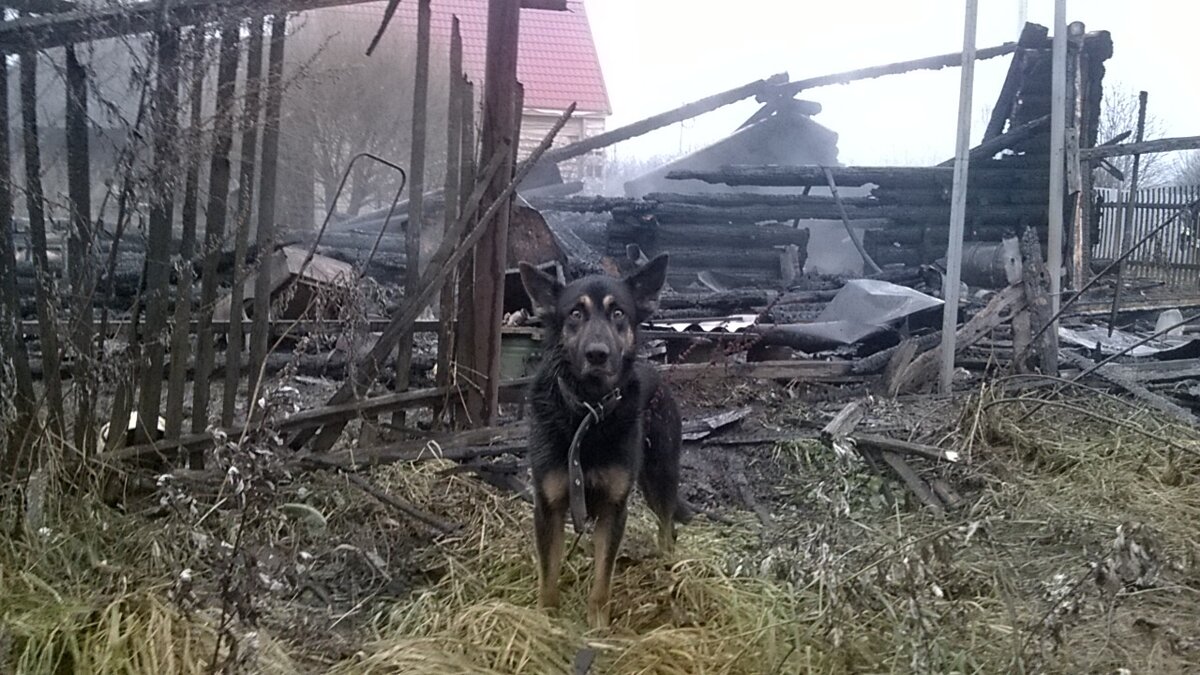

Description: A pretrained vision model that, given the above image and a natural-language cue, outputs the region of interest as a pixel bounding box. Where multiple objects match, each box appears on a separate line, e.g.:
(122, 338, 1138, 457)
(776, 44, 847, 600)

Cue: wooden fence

(1094, 185, 1200, 287)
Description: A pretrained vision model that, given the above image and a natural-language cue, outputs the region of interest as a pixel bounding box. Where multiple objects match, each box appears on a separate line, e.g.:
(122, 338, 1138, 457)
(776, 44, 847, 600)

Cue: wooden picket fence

(1094, 185, 1200, 287)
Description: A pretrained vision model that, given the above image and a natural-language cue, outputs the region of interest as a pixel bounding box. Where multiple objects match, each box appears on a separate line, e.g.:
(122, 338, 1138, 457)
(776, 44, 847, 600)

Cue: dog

(519, 254, 687, 629)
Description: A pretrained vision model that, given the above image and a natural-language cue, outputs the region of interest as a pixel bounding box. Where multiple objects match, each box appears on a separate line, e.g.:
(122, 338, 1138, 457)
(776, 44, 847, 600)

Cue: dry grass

(0, 486, 297, 674)
(5, 383, 1200, 674)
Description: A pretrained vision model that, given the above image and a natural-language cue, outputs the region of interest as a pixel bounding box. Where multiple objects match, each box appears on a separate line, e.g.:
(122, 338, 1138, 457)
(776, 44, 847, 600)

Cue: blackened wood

(939, 114, 1049, 167)
(0, 49, 37, 472)
(541, 73, 788, 165)
(855, 434, 958, 463)
(192, 22, 241, 446)
(19, 49, 63, 434)
(895, 284, 1027, 393)
(773, 42, 1020, 99)
(222, 16, 265, 427)
(435, 18, 464, 428)
(824, 166, 881, 274)
(249, 14, 287, 402)
(1019, 227, 1057, 375)
(65, 43, 94, 451)
(165, 28, 208, 440)
(821, 400, 866, 444)
(395, 0, 433, 427)
(138, 28, 181, 433)
(469, 0, 522, 426)
(451, 78, 476, 429)
(296, 106, 573, 453)
(667, 165, 1050, 189)
(0, 0, 414, 53)
(983, 23, 1049, 141)
(875, 450, 945, 515)
(1080, 136, 1200, 160)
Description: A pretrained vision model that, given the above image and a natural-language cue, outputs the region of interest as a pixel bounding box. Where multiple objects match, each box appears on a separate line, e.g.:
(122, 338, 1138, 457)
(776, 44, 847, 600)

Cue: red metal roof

(367, 0, 611, 114)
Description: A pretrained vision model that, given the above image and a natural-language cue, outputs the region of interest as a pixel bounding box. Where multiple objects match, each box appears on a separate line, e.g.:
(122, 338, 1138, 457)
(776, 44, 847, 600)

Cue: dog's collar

(556, 376, 623, 421)
(557, 377, 623, 534)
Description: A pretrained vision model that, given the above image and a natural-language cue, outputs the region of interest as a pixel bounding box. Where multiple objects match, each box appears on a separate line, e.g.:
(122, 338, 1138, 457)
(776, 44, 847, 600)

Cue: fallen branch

(874, 450, 945, 515)
(854, 434, 960, 464)
(303, 455, 458, 535)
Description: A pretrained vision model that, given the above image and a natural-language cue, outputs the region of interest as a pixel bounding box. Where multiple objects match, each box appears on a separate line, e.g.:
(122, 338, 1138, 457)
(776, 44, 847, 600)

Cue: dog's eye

(611, 308, 625, 320)
(569, 309, 584, 320)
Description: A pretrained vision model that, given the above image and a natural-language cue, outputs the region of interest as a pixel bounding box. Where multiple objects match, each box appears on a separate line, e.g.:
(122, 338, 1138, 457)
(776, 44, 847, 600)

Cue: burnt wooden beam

(668, 165, 1050, 189)
(395, 0, 433, 428)
(0, 0, 396, 53)
(620, 201, 1049, 225)
(1080, 136, 1200, 160)
(938, 114, 1049, 167)
(770, 42, 1021, 99)
(435, 18, 464, 428)
(983, 23, 1049, 141)
(468, 0, 523, 427)
(541, 73, 789, 165)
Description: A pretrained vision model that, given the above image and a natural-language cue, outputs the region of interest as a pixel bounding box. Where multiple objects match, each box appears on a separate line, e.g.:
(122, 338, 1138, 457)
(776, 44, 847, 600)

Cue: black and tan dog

(519, 254, 687, 628)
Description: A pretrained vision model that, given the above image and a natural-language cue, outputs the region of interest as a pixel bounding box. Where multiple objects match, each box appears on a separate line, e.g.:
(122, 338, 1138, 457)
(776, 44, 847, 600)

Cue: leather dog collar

(556, 377, 623, 533)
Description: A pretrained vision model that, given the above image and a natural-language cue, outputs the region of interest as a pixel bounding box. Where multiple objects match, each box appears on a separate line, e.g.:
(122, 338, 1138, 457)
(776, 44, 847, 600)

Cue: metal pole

(1048, 0, 1068, 326)
(939, 0, 978, 394)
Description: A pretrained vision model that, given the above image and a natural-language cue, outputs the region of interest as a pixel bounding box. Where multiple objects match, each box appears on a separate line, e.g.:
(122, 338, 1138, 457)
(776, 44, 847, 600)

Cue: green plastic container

(500, 333, 542, 380)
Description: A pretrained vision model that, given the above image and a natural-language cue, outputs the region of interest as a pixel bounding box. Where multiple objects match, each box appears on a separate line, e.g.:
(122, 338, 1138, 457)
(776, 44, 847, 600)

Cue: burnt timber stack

(530, 22, 1112, 289)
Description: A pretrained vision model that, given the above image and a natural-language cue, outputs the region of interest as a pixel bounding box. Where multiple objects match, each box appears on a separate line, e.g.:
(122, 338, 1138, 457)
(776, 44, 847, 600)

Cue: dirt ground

(4, 371, 1200, 673)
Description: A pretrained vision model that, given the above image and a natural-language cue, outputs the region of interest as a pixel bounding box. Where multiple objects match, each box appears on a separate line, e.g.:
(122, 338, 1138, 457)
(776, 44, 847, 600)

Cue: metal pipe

(939, 0, 978, 394)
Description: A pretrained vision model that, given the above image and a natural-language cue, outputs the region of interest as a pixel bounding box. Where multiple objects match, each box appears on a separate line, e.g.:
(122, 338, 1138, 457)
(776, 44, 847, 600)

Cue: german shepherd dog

(519, 254, 686, 628)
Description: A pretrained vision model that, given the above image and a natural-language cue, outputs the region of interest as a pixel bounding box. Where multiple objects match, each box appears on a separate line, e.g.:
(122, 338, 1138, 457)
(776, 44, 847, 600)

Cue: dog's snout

(584, 343, 610, 366)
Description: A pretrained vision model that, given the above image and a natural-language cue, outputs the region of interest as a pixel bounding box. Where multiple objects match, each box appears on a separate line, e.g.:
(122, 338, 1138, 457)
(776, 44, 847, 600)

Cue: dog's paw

(586, 599, 611, 629)
(538, 588, 560, 610)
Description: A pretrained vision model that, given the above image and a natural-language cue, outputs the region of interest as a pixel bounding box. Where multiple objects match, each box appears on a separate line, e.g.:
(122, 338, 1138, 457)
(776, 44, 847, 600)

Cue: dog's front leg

(587, 469, 632, 629)
(534, 470, 568, 609)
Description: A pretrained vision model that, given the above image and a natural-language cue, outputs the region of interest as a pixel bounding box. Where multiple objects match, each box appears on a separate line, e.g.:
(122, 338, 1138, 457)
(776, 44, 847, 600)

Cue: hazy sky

(585, 1, 1200, 166)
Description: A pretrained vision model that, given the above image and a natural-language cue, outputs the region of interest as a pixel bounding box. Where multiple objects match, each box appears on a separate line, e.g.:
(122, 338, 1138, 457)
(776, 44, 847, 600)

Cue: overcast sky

(585, 1, 1199, 166)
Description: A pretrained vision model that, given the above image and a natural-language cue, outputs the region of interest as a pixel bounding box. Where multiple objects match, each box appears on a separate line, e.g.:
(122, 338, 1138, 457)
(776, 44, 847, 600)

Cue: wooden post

(249, 14, 287, 403)
(222, 15, 266, 427)
(1047, 0, 1067, 326)
(435, 17, 464, 428)
(452, 78, 477, 428)
(165, 27, 207, 440)
(1066, 21, 1089, 292)
(192, 21, 241, 446)
(1108, 91, 1147, 335)
(19, 48, 64, 436)
(938, 0, 978, 394)
(469, 0, 522, 426)
(394, 0, 432, 427)
(65, 43, 94, 451)
(138, 27, 182, 431)
(0, 47, 37, 472)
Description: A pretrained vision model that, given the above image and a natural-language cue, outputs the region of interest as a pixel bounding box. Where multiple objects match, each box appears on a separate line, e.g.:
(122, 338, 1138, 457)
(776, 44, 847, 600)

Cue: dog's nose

(584, 344, 610, 366)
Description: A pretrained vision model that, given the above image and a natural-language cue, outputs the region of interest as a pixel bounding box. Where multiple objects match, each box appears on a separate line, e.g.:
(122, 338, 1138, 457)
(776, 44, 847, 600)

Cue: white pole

(939, 0, 979, 394)
(1017, 0, 1029, 36)
(1048, 0, 1067, 321)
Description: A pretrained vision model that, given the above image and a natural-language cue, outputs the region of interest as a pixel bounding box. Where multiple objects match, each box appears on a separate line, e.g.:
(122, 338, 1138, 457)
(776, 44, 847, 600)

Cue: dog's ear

(624, 254, 669, 320)
(519, 261, 562, 316)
